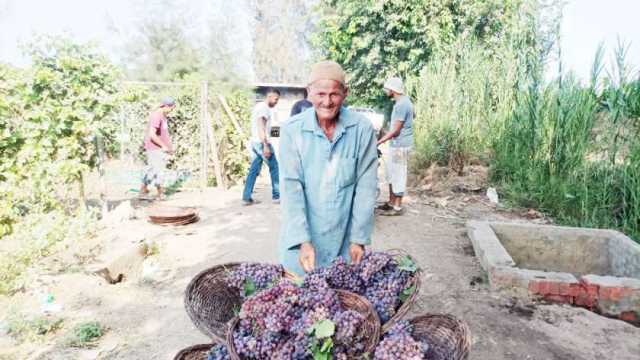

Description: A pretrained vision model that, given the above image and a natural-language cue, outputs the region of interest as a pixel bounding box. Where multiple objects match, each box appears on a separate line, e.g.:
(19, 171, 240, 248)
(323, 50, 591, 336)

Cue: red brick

(598, 287, 611, 300)
(574, 293, 597, 309)
(586, 284, 599, 297)
(559, 283, 572, 296)
(539, 281, 552, 295)
(609, 287, 623, 301)
(619, 311, 638, 323)
(569, 284, 584, 297)
(528, 281, 540, 294)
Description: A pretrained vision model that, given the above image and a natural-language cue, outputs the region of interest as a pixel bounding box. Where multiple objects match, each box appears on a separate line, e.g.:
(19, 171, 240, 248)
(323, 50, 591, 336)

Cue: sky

(1, 0, 640, 81)
(558, 0, 640, 80)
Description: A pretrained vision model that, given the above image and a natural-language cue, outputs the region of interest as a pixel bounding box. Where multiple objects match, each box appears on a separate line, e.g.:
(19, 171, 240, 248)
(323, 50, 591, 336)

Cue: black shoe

(242, 199, 261, 206)
(376, 202, 394, 211)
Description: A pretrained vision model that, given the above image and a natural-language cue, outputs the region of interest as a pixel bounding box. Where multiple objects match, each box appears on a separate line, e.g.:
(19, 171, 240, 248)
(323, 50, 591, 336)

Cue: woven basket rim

(409, 313, 471, 360)
(173, 342, 219, 360)
(183, 262, 244, 343)
(226, 289, 381, 360)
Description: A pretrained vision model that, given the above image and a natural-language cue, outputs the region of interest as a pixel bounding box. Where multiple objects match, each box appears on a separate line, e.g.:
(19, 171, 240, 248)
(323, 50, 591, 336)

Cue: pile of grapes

(373, 320, 430, 360)
(207, 278, 369, 359)
(226, 263, 284, 299)
(305, 251, 418, 323)
(202, 252, 419, 359)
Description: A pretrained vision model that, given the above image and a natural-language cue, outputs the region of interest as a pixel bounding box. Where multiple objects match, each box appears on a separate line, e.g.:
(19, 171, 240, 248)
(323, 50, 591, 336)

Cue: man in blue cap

(141, 97, 176, 200)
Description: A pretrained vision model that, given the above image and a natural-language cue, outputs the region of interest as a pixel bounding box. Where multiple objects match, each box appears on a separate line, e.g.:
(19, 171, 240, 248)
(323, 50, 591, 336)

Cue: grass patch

(64, 321, 105, 348)
(6, 313, 64, 343)
(0, 209, 99, 295)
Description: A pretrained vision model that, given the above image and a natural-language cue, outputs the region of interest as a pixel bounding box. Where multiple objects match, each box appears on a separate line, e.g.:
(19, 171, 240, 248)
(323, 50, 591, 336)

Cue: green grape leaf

(398, 255, 417, 273)
(400, 285, 416, 302)
(308, 319, 335, 339)
(243, 279, 256, 297)
(320, 338, 333, 353)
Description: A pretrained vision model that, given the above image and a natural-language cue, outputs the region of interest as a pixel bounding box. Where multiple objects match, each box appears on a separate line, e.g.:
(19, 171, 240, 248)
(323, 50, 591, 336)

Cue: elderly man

(279, 61, 378, 276)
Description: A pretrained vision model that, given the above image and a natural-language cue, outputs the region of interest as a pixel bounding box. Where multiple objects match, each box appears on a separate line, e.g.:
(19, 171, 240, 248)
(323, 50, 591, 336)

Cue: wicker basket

(410, 314, 471, 360)
(184, 263, 244, 343)
(226, 289, 381, 360)
(173, 343, 215, 360)
(380, 249, 423, 333)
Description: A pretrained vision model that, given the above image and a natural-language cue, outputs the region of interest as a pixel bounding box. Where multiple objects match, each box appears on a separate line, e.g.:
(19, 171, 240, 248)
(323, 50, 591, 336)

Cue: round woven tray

(184, 263, 243, 343)
(226, 289, 381, 360)
(173, 343, 215, 360)
(146, 206, 196, 219)
(410, 314, 471, 360)
(381, 249, 423, 333)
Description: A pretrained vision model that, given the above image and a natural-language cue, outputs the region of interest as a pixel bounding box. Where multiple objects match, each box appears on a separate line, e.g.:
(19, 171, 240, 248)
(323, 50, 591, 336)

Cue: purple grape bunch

(304, 251, 416, 323)
(226, 263, 284, 298)
(230, 280, 369, 359)
(206, 344, 230, 360)
(373, 320, 430, 360)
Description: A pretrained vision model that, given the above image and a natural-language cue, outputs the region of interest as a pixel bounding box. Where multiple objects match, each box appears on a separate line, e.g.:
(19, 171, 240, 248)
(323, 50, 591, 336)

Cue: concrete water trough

(467, 221, 640, 324)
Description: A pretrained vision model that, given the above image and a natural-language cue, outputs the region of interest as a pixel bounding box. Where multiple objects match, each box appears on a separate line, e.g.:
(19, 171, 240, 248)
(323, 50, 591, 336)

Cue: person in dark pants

(242, 88, 280, 205)
(290, 88, 313, 116)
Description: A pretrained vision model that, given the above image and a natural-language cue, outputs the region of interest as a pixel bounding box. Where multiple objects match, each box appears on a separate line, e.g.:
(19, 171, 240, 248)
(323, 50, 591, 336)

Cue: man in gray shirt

(377, 77, 413, 215)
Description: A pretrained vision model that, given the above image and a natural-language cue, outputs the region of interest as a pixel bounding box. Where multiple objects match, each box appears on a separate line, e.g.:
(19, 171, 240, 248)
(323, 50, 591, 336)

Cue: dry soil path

(2, 180, 639, 360)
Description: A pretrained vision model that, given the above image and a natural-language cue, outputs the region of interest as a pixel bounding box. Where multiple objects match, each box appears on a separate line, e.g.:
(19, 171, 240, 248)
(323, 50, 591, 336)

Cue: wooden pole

(200, 81, 209, 189)
(208, 110, 226, 189)
(218, 95, 247, 138)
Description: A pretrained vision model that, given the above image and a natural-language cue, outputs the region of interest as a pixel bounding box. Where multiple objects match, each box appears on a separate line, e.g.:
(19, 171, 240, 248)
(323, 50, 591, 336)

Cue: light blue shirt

(390, 95, 414, 148)
(279, 107, 378, 276)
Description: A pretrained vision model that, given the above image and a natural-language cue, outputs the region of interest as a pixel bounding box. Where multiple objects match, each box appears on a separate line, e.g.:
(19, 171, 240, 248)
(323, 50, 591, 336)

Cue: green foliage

(243, 279, 257, 298)
(216, 90, 252, 185)
(0, 208, 99, 295)
(412, 39, 522, 173)
(116, 83, 252, 187)
(491, 43, 640, 242)
(400, 285, 416, 303)
(397, 255, 417, 273)
(65, 321, 104, 348)
(6, 313, 64, 343)
(314, 0, 525, 105)
(0, 36, 121, 235)
(308, 319, 336, 360)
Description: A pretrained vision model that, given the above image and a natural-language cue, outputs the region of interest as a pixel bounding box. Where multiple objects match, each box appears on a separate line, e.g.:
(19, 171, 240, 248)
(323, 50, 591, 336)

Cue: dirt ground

(1, 166, 639, 360)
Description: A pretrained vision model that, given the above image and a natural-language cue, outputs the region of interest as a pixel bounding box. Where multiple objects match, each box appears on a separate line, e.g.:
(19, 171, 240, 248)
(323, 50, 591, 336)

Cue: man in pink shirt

(140, 97, 176, 200)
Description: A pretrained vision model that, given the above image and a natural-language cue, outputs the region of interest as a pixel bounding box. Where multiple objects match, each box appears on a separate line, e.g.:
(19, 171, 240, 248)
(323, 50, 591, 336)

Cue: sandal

(376, 202, 394, 211)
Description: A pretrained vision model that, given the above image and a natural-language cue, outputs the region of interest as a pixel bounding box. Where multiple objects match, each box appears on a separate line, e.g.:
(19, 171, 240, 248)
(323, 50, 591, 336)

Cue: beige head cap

(308, 61, 346, 86)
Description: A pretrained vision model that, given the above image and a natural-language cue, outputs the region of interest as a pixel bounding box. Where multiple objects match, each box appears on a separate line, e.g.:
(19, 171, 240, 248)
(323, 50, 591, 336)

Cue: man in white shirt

(242, 88, 280, 205)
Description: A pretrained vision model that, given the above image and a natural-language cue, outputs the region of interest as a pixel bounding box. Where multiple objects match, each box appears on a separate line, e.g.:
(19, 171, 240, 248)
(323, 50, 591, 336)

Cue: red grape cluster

(231, 279, 367, 359)
(226, 263, 284, 298)
(305, 252, 414, 323)
(373, 320, 430, 360)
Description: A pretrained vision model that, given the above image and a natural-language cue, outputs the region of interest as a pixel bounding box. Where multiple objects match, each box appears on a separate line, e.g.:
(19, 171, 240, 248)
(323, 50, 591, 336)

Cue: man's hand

(263, 144, 272, 159)
(299, 242, 315, 273)
(349, 244, 365, 265)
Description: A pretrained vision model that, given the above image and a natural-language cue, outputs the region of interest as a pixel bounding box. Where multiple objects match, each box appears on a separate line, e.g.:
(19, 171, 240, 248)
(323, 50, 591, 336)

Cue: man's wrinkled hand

(299, 242, 315, 273)
(349, 244, 365, 265)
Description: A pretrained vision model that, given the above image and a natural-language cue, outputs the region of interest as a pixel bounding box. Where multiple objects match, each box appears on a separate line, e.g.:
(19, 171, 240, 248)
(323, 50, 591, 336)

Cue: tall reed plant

(491, 43, 640, 242)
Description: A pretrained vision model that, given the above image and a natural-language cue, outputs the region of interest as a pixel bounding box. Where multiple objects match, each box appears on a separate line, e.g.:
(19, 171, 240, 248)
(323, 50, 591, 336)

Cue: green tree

(0, 36, 121, 234)
(314, 0, 525, 105)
